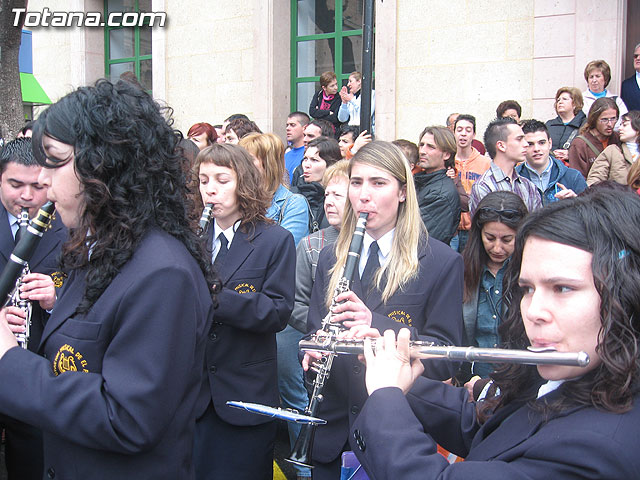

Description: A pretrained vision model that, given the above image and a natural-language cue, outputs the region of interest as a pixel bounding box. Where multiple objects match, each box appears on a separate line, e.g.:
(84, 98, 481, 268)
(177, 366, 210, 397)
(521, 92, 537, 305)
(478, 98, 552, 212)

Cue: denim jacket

(266, 184, 310, 246)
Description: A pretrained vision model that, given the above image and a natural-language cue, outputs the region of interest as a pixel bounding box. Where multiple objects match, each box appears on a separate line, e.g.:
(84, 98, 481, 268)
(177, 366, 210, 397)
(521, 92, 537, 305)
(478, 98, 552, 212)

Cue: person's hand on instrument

(363, 328, 424, 395)
(0, 306, 22, 359)
(302, 328, 326, 372)
(330, 290, 372, 329)
(20, 272, 56, 310)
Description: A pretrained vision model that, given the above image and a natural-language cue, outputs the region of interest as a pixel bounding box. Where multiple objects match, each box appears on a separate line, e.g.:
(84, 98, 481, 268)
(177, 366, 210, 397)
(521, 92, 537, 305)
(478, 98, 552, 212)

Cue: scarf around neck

(319, 91, 335, 110)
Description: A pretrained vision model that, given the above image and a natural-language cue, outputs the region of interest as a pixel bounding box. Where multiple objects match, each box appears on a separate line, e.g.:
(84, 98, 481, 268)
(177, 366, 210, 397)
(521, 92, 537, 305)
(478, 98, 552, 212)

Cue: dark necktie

(214, 234, 228, 267)
(14, 221, 26, 245)
(361, 241, 380, 293)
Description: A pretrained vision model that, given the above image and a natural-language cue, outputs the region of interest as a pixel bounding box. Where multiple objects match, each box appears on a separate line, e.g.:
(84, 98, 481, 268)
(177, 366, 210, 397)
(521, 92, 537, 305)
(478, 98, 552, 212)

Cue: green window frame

(291, 0, 366, 112)
(104, 0, 152, 92)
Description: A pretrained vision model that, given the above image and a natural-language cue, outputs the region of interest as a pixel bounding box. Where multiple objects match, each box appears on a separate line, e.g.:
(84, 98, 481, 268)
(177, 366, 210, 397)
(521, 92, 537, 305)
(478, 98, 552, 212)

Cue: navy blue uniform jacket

(0, 204, 67, 350)
(621, 75, 640, 111)
(202, 222, 295, 425)
(307, 236, 463, 463)
(0, 229, 214, 479)
(351, 377, 640, 479)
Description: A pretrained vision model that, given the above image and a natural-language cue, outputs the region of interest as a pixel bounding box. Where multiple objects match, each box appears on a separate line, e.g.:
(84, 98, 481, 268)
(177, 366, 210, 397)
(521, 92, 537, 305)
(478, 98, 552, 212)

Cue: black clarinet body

(0, 202, 56, 306)
(287, 212, 369, 468)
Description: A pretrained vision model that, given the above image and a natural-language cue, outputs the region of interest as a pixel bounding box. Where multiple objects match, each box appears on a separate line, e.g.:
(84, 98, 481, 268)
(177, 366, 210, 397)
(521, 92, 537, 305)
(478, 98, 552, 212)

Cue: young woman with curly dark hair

(349, 188, 640, 479)
(0, 79, 215, 479)
(193, 143, 295, 480)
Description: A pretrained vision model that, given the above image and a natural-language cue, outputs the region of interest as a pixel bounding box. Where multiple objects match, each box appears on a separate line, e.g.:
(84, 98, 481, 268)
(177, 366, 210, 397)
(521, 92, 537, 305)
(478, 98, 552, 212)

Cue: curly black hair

(479, 189, 640, 421)
(32, 79, 216, 313)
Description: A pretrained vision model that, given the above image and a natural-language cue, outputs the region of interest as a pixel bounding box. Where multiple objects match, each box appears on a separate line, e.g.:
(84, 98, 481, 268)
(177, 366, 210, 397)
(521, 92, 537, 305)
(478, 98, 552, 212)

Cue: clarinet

(197, 203, 214, 237)
(0, 202, 56, 349)
(287, 212, 368, 468)
(15, 207, 30, 243)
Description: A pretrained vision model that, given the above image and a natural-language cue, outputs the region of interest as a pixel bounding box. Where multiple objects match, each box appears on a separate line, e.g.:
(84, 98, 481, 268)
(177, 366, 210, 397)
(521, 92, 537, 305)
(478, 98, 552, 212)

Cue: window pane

(108, 62, 134, 83)
(342, 0, 363, 31)
(297, 82, 319, 112)
(106, 0, 135, 15)
(109, 27, 135, 59)
(342, 35, 362, 75)
(297, 0, 335, 36)
(297, 38, 335, 77)
(140, 59, 152, 91)
(139, 27, 152, 56)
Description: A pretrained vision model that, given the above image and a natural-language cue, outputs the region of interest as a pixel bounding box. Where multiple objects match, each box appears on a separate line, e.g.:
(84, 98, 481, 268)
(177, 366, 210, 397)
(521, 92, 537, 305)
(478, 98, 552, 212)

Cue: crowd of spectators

(2, 50, 639, 480)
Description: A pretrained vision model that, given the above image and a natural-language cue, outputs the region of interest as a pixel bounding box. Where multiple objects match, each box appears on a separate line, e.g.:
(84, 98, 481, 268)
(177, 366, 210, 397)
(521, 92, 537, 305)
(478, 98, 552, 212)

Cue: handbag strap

(562, 128, 580, 149)
(576, 135, 602, 157)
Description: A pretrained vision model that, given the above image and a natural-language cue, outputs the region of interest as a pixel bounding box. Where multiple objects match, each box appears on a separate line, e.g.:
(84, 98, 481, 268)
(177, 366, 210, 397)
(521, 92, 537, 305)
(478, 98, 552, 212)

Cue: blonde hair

(322, 159, 350, 187)
(239, 133, 285, 197)
(325, 142, 426, 307)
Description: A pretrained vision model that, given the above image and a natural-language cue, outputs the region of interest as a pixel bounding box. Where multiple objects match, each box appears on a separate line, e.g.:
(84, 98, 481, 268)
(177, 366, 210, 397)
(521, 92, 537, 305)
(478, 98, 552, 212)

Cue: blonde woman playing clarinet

(304, 141, 463, 478)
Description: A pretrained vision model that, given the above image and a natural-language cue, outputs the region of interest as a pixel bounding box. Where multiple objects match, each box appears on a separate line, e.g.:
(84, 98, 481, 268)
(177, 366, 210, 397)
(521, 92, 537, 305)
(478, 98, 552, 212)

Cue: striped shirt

(469, 162, 542, 216)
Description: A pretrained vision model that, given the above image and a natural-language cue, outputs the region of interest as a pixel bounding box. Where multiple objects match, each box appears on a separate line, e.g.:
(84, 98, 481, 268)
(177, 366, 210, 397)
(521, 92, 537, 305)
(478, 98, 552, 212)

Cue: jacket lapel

(468, 390, 587, 460)
(0, 206, 15, 264)
(621, 143, 635, 165)
(218, 227, 260, 285)
(38, 268, 85, 349)
(364, 243, 429, 313)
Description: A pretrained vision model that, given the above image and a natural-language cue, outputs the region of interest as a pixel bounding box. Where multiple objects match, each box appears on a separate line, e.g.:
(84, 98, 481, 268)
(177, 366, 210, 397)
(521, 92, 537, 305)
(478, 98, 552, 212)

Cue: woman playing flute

(351, 188, 640, 479)
(304, 141, 464, 478)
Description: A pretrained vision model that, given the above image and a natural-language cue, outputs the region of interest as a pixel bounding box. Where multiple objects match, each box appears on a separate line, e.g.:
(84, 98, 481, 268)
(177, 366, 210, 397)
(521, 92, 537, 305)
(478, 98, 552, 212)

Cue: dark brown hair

(196, 143, 271, 234)
(463, 191, 528, 302)
(621, 110, 640, 145)
(225, 118, 262, 140)
(479, 189, 640, 421)
(581, 97, 619, 134)
(319, 71, 337, 88)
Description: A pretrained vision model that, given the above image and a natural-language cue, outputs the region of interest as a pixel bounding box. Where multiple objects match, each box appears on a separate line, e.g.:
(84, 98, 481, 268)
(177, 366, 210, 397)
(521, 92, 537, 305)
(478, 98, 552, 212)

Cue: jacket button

(353, 365, 361, 374)
(209, 365, 217, 374)
(353, 429, 366, 452)
(209, 332, 218, 341)
(350, 405, 360, 415)
(47, 467, 55, 478)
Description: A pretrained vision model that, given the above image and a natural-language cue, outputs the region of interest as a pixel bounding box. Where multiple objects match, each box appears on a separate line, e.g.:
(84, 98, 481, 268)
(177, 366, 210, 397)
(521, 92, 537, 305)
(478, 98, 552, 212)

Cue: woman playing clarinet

(304, 141, 464, 478)
(193, 143, 295, 480)
(352, 188, 640, 479)
(0, 79, 215, 479)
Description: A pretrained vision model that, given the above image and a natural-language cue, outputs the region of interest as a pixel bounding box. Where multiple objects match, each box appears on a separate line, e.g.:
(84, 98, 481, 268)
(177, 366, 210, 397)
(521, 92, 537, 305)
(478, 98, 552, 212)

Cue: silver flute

(299, 338, 590, 367)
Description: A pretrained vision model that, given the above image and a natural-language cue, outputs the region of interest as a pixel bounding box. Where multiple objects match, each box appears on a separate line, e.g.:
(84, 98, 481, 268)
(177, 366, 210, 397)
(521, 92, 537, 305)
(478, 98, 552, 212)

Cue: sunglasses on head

(477, 207, 521, 221)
